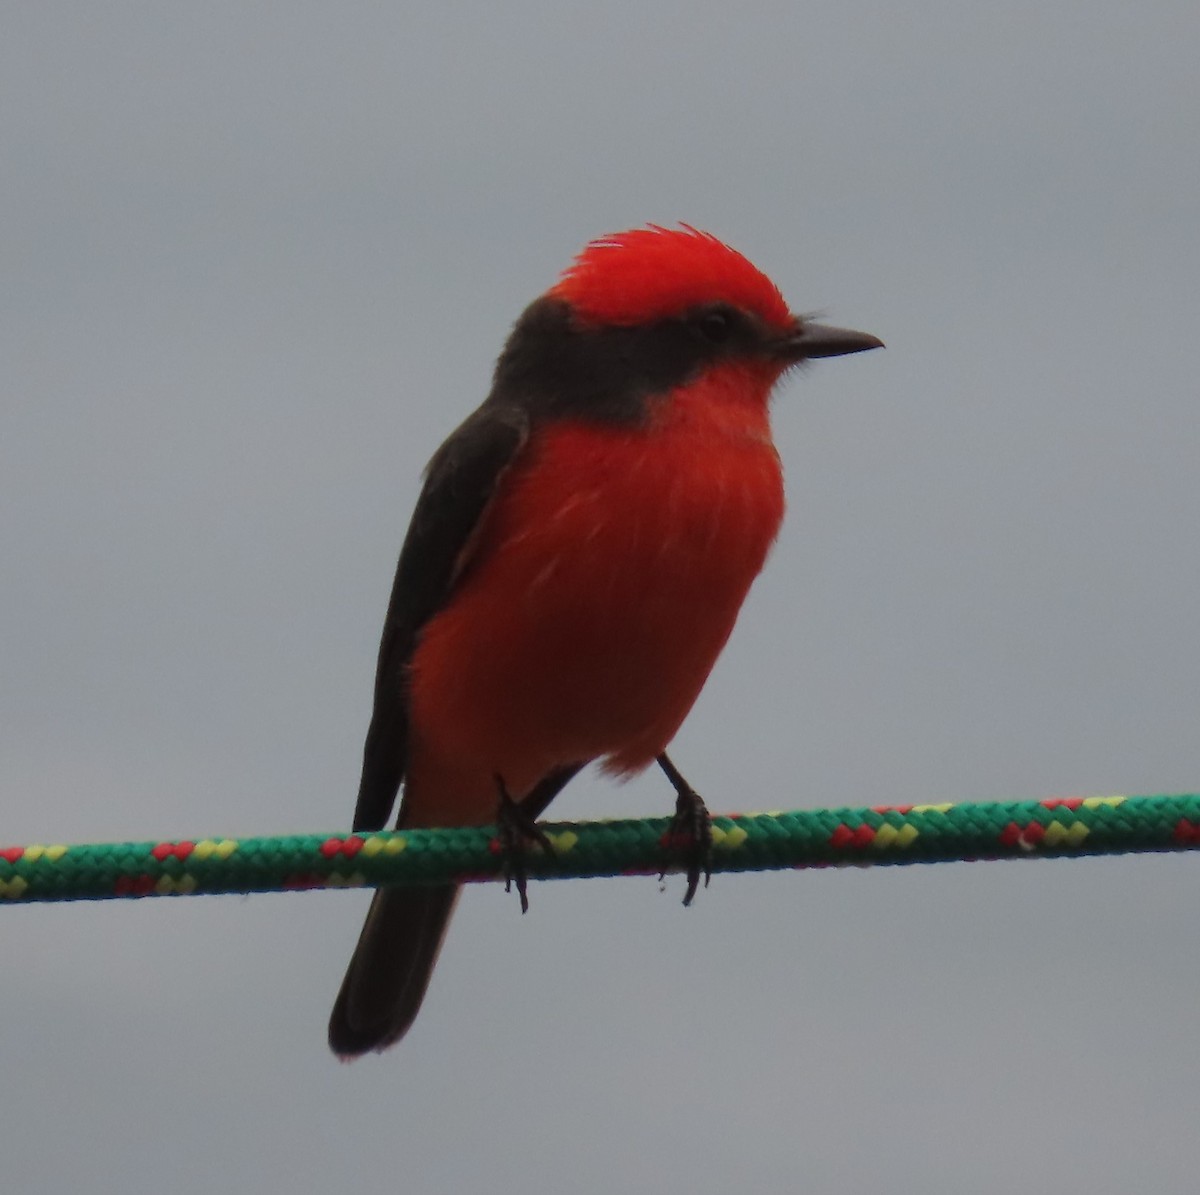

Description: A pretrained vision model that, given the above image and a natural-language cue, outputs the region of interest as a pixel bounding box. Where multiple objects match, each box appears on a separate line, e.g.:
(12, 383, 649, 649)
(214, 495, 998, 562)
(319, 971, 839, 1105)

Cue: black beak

(781, 320, 884, 361)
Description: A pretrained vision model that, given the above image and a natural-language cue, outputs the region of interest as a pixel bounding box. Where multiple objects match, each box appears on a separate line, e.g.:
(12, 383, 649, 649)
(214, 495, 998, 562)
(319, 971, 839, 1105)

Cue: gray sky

(4, 3, 1199, 1191)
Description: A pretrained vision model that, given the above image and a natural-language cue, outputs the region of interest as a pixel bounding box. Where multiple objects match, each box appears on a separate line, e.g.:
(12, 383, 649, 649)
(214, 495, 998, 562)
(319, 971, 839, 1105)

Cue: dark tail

(328, 884, 460, 1058)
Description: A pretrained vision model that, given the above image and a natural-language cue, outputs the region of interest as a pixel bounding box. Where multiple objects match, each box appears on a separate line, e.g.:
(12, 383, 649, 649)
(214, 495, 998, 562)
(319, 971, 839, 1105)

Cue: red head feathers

(550, 225, 792, 332)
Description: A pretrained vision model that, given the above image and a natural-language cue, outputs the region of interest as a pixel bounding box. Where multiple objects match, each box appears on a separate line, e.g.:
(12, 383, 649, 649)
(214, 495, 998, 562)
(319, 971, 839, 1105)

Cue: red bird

(329, 226, 881, 1056)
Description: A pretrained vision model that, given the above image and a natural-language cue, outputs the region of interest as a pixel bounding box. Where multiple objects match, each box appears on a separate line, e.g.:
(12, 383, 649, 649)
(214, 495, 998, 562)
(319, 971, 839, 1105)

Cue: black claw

(494, 775, 555, 914)
(656, 754, 713, 905)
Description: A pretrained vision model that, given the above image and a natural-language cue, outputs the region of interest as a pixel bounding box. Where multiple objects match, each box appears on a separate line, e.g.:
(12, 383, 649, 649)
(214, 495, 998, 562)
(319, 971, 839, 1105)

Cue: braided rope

(3, 793, 1199, 904)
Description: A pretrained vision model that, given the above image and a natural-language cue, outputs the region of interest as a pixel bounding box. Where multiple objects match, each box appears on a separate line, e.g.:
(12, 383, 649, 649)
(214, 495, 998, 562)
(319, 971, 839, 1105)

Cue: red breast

(403, 360, 784, 826)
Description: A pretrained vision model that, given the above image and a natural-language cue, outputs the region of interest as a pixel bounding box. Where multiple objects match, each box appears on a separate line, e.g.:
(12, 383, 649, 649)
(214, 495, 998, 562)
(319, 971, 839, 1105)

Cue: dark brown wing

(351, 403, 530, 832)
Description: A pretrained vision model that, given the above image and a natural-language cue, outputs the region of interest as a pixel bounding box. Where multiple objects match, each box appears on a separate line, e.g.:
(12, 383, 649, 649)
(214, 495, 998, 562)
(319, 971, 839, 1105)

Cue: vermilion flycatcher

(329, 226, 881, 1056)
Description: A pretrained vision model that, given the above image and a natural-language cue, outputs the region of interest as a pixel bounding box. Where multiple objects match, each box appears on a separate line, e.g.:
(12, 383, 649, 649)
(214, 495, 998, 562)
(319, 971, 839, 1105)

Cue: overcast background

(4, 3, 1199, 1192)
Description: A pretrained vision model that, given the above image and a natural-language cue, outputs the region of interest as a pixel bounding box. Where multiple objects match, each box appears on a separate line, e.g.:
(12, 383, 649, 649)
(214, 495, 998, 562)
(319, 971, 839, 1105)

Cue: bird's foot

(494, 775, 555, 914)
(656, 754, 712, 906)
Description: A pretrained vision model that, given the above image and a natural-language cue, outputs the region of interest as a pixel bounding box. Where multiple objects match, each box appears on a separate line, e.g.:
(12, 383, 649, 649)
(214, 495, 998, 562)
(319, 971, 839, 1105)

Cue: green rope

(3, 792, 1199, 904)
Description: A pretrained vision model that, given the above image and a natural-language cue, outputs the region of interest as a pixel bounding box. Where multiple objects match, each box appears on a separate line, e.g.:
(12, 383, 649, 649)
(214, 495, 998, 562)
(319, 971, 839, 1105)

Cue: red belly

(404, 377, 785, 826)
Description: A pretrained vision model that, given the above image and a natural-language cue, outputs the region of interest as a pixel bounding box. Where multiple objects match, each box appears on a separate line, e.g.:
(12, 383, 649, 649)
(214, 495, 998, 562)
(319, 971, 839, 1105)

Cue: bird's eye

(698, 308, 735, 343)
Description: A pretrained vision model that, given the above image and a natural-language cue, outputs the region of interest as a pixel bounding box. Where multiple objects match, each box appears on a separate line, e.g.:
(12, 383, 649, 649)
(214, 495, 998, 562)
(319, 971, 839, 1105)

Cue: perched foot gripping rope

(3, 793, 1199, 905)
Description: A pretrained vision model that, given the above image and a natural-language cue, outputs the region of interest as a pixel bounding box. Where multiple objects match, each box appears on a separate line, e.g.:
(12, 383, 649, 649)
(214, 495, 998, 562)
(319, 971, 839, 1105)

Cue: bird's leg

(656, 752, 712, 906)
(494, 774, 555, 914)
